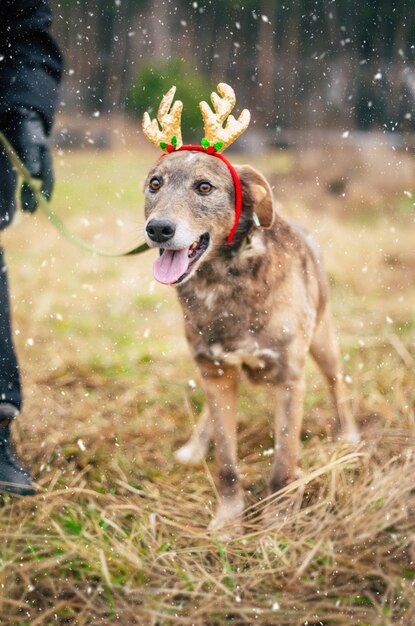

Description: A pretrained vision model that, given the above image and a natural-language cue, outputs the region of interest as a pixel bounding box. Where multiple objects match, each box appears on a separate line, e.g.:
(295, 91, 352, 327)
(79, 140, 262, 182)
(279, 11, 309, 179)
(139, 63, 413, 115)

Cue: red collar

(160, 145, 242, 244)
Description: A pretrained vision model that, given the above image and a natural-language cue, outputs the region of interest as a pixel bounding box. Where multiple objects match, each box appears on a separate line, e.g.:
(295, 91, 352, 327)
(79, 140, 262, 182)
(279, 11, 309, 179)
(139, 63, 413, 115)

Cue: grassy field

(1, 135, 415, 625)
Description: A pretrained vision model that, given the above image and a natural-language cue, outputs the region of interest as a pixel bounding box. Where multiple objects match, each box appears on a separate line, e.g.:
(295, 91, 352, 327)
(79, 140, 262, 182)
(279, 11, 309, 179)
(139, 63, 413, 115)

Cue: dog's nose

(146, 219, 176, 243)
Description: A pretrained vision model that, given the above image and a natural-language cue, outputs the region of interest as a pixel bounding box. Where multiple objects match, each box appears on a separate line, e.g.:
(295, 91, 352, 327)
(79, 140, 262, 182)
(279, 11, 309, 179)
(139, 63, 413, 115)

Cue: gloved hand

(2, 107, 54, 213)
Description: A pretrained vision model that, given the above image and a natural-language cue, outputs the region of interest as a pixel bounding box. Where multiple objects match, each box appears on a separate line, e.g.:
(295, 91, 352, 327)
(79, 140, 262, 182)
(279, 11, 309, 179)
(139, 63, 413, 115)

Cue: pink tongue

(153, 248, 190, 284)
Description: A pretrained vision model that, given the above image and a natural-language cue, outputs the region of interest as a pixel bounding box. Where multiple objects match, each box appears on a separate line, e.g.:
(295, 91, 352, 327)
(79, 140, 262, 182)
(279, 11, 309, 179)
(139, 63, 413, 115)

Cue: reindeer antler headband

(142, 83, 251, 243)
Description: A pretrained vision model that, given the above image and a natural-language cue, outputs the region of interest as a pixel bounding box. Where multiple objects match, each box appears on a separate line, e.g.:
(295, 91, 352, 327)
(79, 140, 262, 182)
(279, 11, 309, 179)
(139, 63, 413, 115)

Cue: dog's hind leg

(310, 307, 360, 443)
(174, 406, 213, 465)
(268, 370, 306, 495)
(198, 363, 244, 535)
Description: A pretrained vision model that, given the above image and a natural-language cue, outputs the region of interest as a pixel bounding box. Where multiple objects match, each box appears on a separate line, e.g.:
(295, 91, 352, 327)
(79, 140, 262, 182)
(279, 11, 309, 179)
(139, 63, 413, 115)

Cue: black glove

(2, 107, 54, 213)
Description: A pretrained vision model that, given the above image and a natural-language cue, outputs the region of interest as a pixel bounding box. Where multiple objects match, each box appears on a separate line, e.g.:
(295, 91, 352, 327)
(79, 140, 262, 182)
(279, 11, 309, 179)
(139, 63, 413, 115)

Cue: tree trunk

(257, 0, 276, 125)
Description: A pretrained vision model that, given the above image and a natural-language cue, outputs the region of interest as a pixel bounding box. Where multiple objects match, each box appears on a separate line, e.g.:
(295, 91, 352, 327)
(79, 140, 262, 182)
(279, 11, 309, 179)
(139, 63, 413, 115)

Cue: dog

(142, 85, 359, 533)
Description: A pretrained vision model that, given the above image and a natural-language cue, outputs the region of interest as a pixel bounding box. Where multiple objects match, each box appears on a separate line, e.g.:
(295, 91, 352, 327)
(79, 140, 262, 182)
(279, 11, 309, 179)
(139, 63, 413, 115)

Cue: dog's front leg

(269, 373, 306, 494)
(199, 363, 244, 535)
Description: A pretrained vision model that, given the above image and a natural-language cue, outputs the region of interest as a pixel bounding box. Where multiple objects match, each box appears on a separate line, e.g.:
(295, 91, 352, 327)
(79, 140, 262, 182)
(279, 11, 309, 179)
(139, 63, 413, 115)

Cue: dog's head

(144, 150, 275, 285)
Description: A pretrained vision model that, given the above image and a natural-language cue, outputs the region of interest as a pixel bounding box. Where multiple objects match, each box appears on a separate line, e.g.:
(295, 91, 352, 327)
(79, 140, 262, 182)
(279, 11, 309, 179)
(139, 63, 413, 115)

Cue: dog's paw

(268, 463, 295, 495)
(174, 440, 208, 465)
(338, 428, 361, 445)
(208, 495, 245, 539)
(262, 501, 292, 530)
(344, 429, 361, 444)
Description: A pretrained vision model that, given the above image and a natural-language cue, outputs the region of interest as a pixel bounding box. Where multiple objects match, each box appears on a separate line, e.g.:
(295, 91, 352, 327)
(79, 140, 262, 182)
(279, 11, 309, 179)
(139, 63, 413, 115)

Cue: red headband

(160, 144, 243, 244)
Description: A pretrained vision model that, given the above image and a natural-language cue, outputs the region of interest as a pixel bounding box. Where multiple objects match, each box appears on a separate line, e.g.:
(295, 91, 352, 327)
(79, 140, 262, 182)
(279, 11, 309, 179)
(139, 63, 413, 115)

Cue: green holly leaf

(201, 137, 210, 149)
(171, 135, 178, 147)
(159, 141, 167, 150)
(213, 141, 224, 152)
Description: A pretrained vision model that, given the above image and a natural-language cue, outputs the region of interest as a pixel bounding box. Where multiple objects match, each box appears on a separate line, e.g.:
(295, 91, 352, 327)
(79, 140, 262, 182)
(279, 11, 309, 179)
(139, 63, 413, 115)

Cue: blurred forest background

(51, 0, 415, 140)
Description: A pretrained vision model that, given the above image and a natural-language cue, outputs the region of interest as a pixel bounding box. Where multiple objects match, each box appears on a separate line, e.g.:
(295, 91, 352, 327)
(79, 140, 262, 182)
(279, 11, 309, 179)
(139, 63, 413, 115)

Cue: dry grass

(1, 136, 414, 625)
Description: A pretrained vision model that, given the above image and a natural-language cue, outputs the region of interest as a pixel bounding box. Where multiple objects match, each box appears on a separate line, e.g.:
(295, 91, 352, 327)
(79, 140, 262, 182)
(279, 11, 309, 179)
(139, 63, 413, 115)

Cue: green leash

(0, 131, 149, 258)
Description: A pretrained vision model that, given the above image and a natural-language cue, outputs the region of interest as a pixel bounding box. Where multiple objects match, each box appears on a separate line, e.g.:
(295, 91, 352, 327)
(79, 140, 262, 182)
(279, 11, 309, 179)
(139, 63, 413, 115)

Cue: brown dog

(143, 148, 359, 533)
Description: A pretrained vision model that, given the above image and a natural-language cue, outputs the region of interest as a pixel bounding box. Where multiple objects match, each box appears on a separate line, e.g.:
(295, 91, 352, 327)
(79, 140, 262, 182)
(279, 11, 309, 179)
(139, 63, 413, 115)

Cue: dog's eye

(149, 177, 162, 192)
(196, 181, 214, 195)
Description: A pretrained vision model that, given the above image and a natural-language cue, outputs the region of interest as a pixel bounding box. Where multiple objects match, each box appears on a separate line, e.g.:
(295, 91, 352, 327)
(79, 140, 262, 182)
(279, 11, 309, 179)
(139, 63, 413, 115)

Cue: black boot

(0, 404, 36, 496)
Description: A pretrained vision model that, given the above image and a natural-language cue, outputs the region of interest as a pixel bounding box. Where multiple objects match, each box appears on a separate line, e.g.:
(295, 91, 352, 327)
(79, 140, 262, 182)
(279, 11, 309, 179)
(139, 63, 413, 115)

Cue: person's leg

(0, 145, 17, 232)
(0, 247, 22, 410)
(0, 144, 22, 410)
(0, 149, 35, 496)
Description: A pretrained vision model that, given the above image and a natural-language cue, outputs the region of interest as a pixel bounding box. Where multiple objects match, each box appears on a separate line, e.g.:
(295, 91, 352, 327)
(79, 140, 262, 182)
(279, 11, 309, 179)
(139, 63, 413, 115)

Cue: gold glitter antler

(199, 83, 250, 152)
(142, 86, 183, 149)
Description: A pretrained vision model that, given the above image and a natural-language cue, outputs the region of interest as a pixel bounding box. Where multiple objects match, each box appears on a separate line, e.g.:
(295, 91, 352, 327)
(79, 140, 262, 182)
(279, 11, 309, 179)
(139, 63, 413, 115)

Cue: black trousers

(0, 146, 22, 411)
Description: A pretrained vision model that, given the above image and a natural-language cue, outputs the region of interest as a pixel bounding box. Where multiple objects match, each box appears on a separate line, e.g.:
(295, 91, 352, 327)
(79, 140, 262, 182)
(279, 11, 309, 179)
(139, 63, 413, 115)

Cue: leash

(0, 131, 149, 258)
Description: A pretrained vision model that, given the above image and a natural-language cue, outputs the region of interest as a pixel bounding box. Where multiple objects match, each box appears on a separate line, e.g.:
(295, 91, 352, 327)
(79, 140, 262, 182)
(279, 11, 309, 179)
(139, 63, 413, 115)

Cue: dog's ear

(234, 164, 275, 229)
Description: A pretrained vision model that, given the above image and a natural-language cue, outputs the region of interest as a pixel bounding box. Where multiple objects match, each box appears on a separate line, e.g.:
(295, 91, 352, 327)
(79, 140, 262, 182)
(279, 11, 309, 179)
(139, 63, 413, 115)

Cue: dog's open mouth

(153, 233, 210, 285)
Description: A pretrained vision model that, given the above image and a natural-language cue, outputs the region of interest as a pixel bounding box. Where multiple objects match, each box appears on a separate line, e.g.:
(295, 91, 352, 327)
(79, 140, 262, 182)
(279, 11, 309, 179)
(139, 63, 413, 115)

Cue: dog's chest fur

(177, 226, 320, 384)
